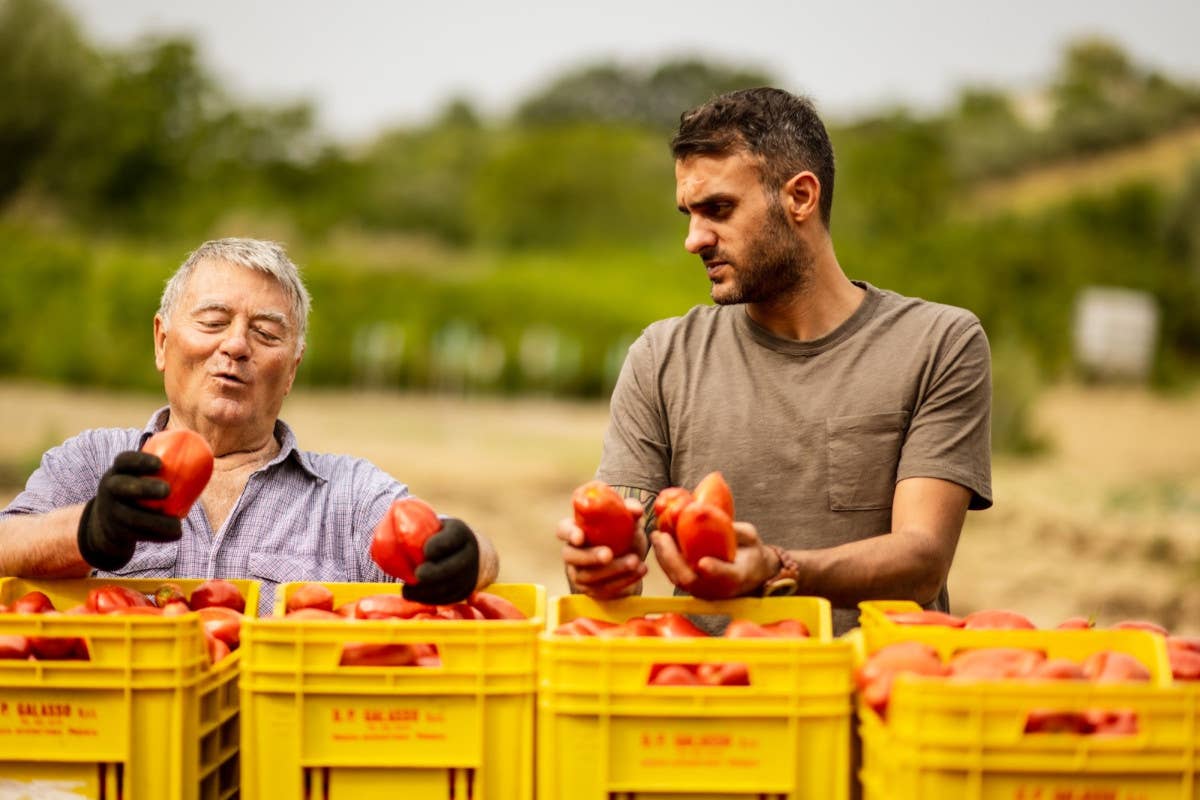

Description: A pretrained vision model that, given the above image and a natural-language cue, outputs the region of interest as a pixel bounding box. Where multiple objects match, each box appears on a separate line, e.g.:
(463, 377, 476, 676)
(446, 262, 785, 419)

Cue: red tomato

(1082, 709, 1138, 735)
(1025, 709, 1086, 733)
(652, 487, 694, 535)
(948, 647, 1046, 680)
(354, 594, 433, 620)
(1056, 616, 1094, 630)
(763, 619, 810, 638)
(1031, 658, 1086, 680)
(697, 661, 750, 686)
(207, 636, 232, 664)
(553, 617, 618, 636)
(197, 606, 244, 648)
(724, 619, 770, 638)
(648, 664, 700, 686)
(162, 601, 191, 617)
(962, 609, 1037, 630)
(692, 471, 734, 519)
(652, 613, 707, 638)
(854, 641, 946, 692)
(571, 480, 637, 555)
(13, 591, 55, 614)
(1082, 651, 1151, 683)
(29, 614, 87, 661)
(286, 583, 336, 613)
(469, 591, 526, 620)
(1112, 619, 1169, 636)
(674, 500, 736, 566)
(369, 497, 443, 583)
(0, 635, 31, 660)
(339, 642, 417, 667)
(1167, 643, 1200, 681)
(87, 585, 153, 613)
(189, 579, 246, 613)
(885, 610, 964, 627)
(140, 429, 214, 518)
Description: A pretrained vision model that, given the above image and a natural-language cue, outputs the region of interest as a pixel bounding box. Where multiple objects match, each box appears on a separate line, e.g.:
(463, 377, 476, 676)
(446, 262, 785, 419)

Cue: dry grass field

(1, 380, 1197, 634)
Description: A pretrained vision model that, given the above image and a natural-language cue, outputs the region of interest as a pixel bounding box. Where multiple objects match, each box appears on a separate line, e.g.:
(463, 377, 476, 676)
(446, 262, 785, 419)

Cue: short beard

(707, 199, 812, 306)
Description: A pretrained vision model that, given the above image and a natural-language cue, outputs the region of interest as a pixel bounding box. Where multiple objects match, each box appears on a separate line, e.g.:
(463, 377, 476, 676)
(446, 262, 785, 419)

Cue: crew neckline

(736, 280, 881, 356)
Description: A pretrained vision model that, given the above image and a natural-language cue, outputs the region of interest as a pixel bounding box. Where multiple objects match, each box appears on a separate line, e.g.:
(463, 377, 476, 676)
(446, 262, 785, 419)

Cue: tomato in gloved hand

(140, 430, 214, 518)
(571, 480, 637, 555)
(370, 497, 443, 583)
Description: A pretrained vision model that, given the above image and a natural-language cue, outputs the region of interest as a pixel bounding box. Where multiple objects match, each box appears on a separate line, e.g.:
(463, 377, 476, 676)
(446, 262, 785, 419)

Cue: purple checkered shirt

(1, 407, 409, 615)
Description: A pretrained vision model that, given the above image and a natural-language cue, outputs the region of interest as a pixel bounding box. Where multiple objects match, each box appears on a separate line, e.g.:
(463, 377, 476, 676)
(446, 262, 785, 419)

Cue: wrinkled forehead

(674, 150, 763, 202)
(180, 259, 293, 319)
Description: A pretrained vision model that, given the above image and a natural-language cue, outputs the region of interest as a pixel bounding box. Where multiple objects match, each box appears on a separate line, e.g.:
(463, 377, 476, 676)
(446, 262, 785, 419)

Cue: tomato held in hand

(652, 487, 693, 535)
(369, 497, 443, 583)
(692, 471, 734, 519)
(571, 480, 637, 555)
(674, 500, 736, 566)
(141, 429, 214, 518)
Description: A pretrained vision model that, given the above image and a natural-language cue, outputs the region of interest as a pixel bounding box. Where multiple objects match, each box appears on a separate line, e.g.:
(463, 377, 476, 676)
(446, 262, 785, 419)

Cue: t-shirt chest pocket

(826, 411, 910, 511)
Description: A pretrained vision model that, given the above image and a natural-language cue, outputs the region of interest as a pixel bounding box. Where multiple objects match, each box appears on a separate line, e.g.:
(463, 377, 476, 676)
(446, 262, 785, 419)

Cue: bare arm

(785, 477, 970, 605)
(653, 477, 970, 604)
(0, 505, 93, 578)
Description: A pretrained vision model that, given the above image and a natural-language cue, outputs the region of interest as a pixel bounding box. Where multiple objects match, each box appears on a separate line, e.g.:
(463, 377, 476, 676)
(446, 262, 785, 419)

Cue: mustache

(699, 246, 726, 265)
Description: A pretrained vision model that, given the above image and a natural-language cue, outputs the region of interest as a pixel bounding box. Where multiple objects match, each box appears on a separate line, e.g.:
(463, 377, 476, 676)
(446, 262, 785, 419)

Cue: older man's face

(154, 259, 302, 442)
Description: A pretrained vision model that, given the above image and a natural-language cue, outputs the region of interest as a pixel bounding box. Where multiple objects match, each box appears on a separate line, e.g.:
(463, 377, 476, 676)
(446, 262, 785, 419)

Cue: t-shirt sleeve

(0, 432, 113, 518)
(896, 318, 993, 510)
(594, 333, 671, 493)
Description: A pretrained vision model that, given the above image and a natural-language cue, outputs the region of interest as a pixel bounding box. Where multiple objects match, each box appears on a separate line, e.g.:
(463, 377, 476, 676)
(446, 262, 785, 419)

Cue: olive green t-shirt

(597, 281, 992, 634)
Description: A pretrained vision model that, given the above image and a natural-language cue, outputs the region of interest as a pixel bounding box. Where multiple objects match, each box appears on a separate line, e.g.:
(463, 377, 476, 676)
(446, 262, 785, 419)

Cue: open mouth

(212, 371, 247, 386)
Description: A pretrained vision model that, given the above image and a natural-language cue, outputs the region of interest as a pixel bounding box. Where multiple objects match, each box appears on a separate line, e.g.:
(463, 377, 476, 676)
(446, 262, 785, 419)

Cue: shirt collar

(140, 406, 328, 483)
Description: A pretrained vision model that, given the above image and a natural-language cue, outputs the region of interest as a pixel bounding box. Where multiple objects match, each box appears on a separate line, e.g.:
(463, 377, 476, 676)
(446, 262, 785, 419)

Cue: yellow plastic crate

(538, 594, 854, 800)
(0, 576, 259, 800)
(239, 582, 545, 800)
(852, 603, 1197, 800)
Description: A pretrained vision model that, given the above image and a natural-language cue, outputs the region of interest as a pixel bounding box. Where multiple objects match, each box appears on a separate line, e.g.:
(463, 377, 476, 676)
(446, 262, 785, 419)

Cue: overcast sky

(62, 0, 1200, 142)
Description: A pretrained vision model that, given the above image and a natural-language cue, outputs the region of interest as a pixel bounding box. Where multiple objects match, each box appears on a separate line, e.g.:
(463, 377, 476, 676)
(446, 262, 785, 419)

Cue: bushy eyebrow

(677, 192, 736, 215)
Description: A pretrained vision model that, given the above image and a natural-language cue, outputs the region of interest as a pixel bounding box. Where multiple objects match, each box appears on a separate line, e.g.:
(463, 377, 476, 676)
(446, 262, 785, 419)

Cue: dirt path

(2, 380, 1196, 632)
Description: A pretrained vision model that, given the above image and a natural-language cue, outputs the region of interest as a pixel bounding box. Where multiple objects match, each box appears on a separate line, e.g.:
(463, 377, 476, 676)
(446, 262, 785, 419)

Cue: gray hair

(158, 238, 311, 353)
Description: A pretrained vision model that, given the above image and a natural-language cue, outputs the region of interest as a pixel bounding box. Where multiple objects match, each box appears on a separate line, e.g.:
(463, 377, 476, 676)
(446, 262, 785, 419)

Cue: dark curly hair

(671, 87, 835, 227)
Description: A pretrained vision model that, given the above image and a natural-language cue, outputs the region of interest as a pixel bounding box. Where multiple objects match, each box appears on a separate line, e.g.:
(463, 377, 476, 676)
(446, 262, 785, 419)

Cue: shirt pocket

(826, 411, 910, 511)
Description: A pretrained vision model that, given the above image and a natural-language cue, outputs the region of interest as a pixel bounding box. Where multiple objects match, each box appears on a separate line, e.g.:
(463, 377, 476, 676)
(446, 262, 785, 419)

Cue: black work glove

(401, 517, 480, 605)
(77, 451, 183, 571)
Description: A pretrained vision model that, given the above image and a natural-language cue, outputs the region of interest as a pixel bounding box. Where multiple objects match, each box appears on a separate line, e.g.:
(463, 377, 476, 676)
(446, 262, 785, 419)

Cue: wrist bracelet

(760, 544, 800, 597)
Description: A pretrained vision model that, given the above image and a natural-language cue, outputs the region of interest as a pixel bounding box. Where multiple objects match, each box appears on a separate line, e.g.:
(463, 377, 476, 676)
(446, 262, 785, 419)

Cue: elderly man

(0, 238, 497, 613)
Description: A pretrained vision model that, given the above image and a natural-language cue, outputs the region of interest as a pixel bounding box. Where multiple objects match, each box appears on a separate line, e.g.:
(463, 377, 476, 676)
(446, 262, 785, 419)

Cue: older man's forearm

(0, 505, 93, 578)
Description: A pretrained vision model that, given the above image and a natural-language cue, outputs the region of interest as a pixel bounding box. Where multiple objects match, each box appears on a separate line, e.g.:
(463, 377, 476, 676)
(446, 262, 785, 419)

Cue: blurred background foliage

(3, 0, 1200, 454)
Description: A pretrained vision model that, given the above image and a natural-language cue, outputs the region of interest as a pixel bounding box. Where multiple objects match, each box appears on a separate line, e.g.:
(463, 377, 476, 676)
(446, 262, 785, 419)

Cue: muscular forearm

(787, 528, 954, 608)
(0, 504, 93, 578)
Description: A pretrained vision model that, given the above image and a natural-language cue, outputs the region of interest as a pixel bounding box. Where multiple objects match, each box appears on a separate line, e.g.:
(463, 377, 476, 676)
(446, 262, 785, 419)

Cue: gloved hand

(401, 517, 480, 605)
(77, 451, 183, 571)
